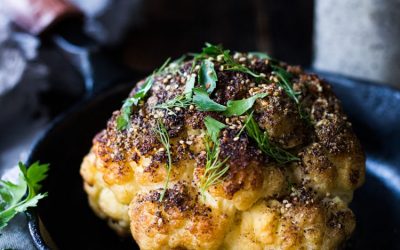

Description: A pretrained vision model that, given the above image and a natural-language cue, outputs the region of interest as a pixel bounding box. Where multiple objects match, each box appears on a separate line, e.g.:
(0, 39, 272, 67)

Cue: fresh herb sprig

(165, 55, 186, 75)
(116, 58, 171, 130)
(198, 59, 218, 94)
(196, 43, 263, 78)
(197, 43, 311, 123)
(153, 95, 192, 115)
(223, 93, 267, 117)
(200, 117, 229, 198)
(192, 88, 226, 112)
(0, 162, 49, 230)
(192, 89, 267, 117)
(271, 65, 300, 104)
(243, 113, 299, 164)
(153, 120, 172, 201)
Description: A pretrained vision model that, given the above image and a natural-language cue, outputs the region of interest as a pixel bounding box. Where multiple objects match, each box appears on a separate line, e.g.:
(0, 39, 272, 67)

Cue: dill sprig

(153, 95, 192, 115)
(243, 113, 299, 164)
(271, 65, 311, 123)
(271, 65, 300, 104)
(200, 116, 229, 198)
(200, 136, 229, 198)
(153, 119, 172, 201)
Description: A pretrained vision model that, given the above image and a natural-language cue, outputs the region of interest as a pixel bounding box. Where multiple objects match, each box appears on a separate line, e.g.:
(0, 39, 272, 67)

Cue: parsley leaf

(198, 59, 218, 94)
(184, 73, 196, 100)
(248, 52, 272, 60)
(224, 93, 267, 117)
(0, 162, 49, 230)
(243, 114, 299, 164)
(204, 116, 226, 144)
(192, 88, 226, 112)
(199, 43, 263, 78)
(116, 58, 171, 130)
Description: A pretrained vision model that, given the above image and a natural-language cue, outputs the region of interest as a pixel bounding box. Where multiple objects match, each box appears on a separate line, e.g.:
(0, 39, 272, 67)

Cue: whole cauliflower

(80, 45, 365, 250)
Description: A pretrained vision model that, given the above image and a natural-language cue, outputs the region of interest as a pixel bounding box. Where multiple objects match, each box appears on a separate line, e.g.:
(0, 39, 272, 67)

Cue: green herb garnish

(192, 88, 226, 112)
(154, 95, 192, 115)
(198, 59, 218, 94)
(165, 55, 186, 75)
(0, 162, 49, 230)
(271, 65, 300, 104)
(224, 93, 267, 117)
(198, 43, 263, 79)
(200, 116, 229, 197)
(184, 73, 196, 100)
(153, 120, 172, 201)
(204, 116, 226, 144)
(248, 52, 272, 60)
(192, 88, 267, 115)
(116, 58, 171, 130)
(243, 113, 299, 164)
(270, 65, 311, 123)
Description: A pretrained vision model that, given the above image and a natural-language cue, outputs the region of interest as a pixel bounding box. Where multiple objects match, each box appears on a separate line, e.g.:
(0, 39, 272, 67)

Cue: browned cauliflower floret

(80, 46, 365, 249)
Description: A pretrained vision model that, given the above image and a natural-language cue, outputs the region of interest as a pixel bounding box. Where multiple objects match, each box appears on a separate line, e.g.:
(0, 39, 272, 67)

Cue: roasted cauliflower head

(80, 44, 365, 250)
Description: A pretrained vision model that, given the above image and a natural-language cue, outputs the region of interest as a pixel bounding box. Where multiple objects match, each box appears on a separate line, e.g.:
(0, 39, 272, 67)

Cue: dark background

(113, 0, 314, 72)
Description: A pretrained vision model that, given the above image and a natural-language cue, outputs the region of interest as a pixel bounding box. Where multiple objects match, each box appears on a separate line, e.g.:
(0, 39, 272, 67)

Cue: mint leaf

(204, 116, 226, 144)
(224, 93, 267, 117)
(192, 88, 227, 112)
(198, 59, 218, 94)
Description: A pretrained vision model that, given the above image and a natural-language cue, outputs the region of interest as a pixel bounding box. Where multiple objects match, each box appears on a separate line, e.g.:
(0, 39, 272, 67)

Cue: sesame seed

(189, 105, 194, 110)
(186, 141, 193, 145)
(233, 137, 239, 141)
(179, 140, 185, 144)
(165, 85, 171, 90)
(239, 57, 246, 62)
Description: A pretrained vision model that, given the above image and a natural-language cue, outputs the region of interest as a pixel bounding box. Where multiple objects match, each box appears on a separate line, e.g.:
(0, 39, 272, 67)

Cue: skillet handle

(3, 0, 83, 35)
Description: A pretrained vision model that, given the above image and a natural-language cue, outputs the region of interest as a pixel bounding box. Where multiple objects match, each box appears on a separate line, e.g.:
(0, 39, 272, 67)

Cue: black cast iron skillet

(26, 71, 400, 250)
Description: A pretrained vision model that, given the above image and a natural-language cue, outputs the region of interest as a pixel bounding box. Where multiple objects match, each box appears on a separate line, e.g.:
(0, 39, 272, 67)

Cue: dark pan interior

(27, 72, 400, 250)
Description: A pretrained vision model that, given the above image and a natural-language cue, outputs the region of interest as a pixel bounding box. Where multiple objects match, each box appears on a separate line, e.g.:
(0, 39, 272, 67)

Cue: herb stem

(153, 119, 172, 201)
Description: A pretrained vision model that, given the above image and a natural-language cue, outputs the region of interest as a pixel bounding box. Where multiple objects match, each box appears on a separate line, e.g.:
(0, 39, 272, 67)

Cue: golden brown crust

(80, 52, 365, 249)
